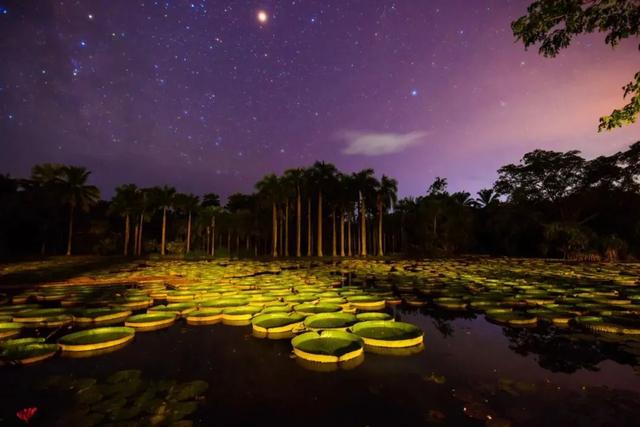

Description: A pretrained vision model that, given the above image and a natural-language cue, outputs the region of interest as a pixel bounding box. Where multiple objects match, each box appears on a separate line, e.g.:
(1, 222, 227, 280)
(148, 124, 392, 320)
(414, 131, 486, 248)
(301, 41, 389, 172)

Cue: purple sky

(1, 0, 638, 200)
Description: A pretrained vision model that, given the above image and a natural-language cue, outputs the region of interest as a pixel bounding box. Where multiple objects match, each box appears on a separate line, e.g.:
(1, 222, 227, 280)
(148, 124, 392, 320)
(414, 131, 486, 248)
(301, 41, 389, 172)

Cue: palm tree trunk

(211, 216, 215, 256)
(284, 201, 290, 257)
(359, 192, 366, 256)
(356, 221, 360, 254)
(348, 213, 353, 256)
(317, 192, 323, 256)
(340, 211, 345, 257)
(331, 209, 337, 256)
(186, 211, 192, 253)
(124, 214, 130, 256)
(377, 205, 383, 256)
(138, 213, 144, 256)
(161, 206, 167, 255)
(307, 197, 312, 256)
(206, 227, 210, 254)
(272, 202, 278, 257)
(296, 189, 301, 257)
(66, 204, 74, 256)
(279, 209, 284, 256)
(133, 223, 139, 256)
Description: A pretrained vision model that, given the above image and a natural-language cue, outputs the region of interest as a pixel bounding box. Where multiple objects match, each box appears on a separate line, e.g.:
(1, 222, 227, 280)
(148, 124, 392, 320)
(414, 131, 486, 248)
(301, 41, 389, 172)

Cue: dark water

(2, 303, 640, 427)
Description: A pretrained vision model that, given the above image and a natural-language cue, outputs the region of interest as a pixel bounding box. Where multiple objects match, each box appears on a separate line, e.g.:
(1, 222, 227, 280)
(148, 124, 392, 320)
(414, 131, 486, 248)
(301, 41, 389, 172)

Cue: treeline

(1, 142, 639, 260)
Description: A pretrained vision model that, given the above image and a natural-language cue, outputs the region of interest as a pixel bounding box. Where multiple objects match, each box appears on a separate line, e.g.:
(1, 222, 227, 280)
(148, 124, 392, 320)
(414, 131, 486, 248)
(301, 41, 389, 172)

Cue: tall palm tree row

(15, 162, 401, 257)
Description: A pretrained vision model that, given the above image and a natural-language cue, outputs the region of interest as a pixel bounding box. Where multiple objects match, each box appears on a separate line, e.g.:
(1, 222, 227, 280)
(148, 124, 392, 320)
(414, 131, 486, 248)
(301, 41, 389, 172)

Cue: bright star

(257, 10, 268, 24)
(87, 13, 94, 20)
(411, 89, 418, 97)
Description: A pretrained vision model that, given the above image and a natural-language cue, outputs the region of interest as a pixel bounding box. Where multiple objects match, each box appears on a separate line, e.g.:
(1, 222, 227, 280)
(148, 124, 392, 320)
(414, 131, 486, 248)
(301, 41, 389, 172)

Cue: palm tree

(197, 205, 220, 256)
(451, 191, 475, 207)
(109, 184, 139, 256)
(376, 175, 398, 256)
(256, 174, 281, 257)
(133, 188, 153, 256)
(303, 168, 314, 257)
(352, 169, 378, 256)
(59, 166, 100, 256)
(31, 163, 65, 184)
(148, 186, 176, 255)
(199, 192, 220, 256)
(426, 177, 449, 237)
(29, 163, 65, 254)
(475, 188, 497, 208)
(325, 173, 341, 257)
(283, 169, 305, 257)
(310, 161, 337, 257)
(174, 193, 200, 254)
(336, 173, 357, 257)
(395, 197, 416, 254)
(202, 193, 221, 208)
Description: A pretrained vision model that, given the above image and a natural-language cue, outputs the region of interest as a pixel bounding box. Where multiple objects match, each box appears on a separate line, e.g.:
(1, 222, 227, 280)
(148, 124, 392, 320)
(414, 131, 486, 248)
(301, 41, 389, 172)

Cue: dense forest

(1, 142, 639, 261)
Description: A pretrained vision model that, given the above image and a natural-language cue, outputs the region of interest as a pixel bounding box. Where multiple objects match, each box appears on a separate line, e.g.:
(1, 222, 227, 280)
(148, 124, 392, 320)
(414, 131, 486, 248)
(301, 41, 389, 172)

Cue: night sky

(1, 0, 638, 200)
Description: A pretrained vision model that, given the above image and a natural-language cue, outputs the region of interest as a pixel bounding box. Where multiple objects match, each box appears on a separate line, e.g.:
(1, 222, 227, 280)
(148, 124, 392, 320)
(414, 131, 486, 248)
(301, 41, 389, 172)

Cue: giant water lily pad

(293, 302, 342, 315)
(486, 309, 537, 327)
(12, 308, 73, 327)
(59, 327, 135, 352)
(221, 305, 262, 325)
(185, 308, 223, 325)
(149, 303, 197, 317)
(292, 330, 364, 363)
(0, 338, 59, 365)
(72, 307, 132, 326)
(125, 313, 176, 331)
(252, 312, 305, 335)
(351, 320, 423, 348)
(304, 312, 358, 330)
(0, 322, 22, 339)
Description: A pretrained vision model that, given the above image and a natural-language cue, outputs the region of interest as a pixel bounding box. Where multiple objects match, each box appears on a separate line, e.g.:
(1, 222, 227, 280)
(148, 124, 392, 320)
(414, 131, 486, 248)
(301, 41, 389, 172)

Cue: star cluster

(0, 0, 638, 198)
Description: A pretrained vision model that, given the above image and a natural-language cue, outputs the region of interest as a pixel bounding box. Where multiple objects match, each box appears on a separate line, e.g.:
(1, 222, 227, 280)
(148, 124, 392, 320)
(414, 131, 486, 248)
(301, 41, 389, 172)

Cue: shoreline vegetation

(1, 142, 640, 262)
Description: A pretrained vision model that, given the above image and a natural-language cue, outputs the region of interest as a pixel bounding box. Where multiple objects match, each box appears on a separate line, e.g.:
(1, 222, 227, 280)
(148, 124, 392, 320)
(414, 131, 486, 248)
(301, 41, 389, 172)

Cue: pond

(1, 258, 639, 426)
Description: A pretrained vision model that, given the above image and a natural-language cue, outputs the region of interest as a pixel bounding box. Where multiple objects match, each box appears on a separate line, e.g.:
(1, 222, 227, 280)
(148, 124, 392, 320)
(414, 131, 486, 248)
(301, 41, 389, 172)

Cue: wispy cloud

(340, 130, 427, 156)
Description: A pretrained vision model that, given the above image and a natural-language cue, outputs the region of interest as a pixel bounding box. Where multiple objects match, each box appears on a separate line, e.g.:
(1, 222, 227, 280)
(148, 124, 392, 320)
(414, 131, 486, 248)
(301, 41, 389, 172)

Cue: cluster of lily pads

(381, 259, 640, 336)
(2, 257, 639, 367)
(0, 260, 427, 368)
(35, 369, 208, 426)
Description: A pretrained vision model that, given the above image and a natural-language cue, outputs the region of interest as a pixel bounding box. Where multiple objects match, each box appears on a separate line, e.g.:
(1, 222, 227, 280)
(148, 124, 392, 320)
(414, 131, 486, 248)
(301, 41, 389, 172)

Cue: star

(411, 89, 418, 97)
(257, 10, 268, 24)
(87, 13, 94, 20)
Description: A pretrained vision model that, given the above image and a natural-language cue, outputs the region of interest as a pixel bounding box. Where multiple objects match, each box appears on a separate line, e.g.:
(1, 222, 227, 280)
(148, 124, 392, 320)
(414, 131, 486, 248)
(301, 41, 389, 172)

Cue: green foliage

(543, 222, 591, 258)
(495, 150, 585, 202)
(512, 0, 640, 130)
